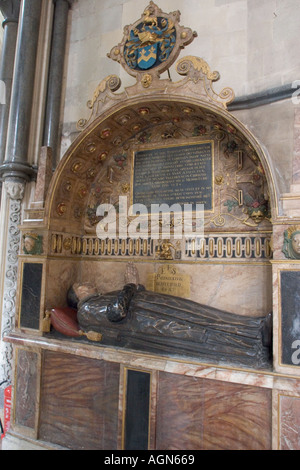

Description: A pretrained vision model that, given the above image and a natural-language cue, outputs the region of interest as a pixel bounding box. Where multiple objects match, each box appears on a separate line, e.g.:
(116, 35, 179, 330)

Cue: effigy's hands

(106, 284, 138, 322)
(124, 262, 139, 285)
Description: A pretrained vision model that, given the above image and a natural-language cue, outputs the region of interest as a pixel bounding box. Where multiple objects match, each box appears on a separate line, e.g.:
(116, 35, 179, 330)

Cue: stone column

(43, 0, 72, 169)
(0, 0, 42, 389)
(0, 0, 42, 182)
(0, 181, 24, 387)
(0, 0, 21, 164)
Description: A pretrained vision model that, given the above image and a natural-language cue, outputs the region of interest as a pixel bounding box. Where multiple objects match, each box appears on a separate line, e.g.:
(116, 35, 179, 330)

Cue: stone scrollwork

(77, 75, 123, 131)
(0, 181, 24, 386)
(176, 56, 235, 109)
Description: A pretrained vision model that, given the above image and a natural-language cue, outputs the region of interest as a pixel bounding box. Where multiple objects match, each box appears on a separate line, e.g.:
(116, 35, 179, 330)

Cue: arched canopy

(44, 58, 277, 235)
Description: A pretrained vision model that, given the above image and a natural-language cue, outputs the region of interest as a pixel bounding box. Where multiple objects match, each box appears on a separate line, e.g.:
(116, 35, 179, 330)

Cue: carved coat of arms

(124, 14, 176, 71)
(108, 2, 197, 79)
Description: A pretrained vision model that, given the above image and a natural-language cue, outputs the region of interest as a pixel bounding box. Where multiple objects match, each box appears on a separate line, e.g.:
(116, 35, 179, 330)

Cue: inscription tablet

(132, 142, 213, 212)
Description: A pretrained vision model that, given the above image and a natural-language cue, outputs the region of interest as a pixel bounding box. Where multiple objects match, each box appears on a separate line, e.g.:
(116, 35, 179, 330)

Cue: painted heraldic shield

(137, 44, 158, 70)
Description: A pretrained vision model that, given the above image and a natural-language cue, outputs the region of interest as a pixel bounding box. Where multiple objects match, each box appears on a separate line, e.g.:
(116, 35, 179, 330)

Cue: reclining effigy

(50, 282, 272, 369)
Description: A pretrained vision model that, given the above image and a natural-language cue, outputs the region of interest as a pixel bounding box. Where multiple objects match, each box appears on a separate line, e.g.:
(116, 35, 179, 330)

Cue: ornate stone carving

(77, 75, 122, 131)
(22, 232, 43, 255)
(107, 2, 197, 80)
(0, 195, 22, 386)
(282, 225, 300, 260)
(176, 56, 235, 109)
(4, 180, 25, 200)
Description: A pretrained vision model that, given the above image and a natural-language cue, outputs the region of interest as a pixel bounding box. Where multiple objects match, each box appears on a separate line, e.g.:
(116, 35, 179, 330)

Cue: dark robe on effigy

(76, 284, 272, 369)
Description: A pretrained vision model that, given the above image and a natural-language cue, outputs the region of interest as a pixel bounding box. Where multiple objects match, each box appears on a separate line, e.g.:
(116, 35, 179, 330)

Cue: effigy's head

(67, 282, 98, 309)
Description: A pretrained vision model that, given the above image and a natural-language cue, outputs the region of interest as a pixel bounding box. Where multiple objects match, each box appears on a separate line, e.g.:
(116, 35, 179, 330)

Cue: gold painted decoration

(97, 151, 108, 162)
(56, 202, 67, 216)
(71, 161, 83, 174)
(176, 56, 235, 109)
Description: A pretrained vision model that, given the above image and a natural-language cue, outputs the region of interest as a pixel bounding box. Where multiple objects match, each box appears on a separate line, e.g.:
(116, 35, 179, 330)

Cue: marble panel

(272, 263, 300, 376)
(20, 263, 43, 330)
(280, 270, 300, 367)
(124, 369, 150, 450)
(15, 349, 39, 430)
(39, 351, 120, 450)
(279, 394, 300, 450)
(156, 372, 272, 450)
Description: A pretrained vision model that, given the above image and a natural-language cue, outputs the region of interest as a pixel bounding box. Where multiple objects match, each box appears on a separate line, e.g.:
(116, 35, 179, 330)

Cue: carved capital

(4, 180, 25, 200)
(0, 0, 21, 24)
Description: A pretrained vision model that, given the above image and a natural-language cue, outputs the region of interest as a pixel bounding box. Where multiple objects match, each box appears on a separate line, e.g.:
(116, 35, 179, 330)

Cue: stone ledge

(5, 331, 300, 390)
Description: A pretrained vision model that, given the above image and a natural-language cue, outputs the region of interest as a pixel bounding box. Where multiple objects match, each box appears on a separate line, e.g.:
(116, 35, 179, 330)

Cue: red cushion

(50, 307, 81, 337)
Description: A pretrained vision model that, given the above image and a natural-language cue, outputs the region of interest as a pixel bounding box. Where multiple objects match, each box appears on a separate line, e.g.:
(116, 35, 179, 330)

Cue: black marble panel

(281, 271, 300, 366)
(20, 263, 43, 330)
(132, 142, 213, 211)
(124, 369, 151, 450)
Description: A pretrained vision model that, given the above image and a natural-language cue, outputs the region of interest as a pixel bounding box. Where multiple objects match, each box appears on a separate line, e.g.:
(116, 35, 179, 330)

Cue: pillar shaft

(0, 0, 21, 164)
(0, 0, 42, 181)
(43, 0, 70, 169)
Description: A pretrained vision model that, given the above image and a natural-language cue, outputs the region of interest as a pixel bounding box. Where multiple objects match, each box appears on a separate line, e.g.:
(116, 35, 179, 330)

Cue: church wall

(232, 100, 296, 200)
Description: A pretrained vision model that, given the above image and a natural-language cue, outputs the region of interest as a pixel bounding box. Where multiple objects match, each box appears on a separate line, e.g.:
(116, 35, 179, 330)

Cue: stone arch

(45, 93, 277, 234)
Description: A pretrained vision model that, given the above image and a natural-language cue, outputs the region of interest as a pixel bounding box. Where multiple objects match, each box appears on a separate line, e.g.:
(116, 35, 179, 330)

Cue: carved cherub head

(282, 226, 300, 260)
(23, 233, 43, 255)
